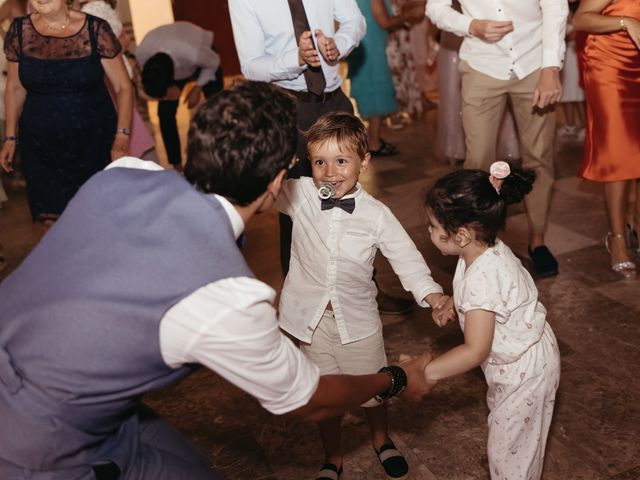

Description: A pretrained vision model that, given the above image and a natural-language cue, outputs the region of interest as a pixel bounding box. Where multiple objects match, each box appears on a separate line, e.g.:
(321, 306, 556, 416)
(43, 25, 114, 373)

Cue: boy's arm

(275, 178, 303, 217)
(376, 206, 443, 306)
(424, 309, 495, 381)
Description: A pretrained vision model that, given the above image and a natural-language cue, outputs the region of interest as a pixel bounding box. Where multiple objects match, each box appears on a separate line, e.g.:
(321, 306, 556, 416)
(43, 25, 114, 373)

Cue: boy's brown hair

(305, 111, 369, 159)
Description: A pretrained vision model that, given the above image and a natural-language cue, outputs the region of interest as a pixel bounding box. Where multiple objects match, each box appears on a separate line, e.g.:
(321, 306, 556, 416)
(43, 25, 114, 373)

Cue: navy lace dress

(4, 14, 120, 221)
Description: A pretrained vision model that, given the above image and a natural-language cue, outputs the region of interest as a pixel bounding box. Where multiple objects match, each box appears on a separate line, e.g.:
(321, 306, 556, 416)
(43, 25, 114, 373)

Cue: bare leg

(603, 180, 634, 267)
(364, 404, 389, 450)
(368, 116, 383, 151)
(317, 416, 343, 468)
(564, 102, 575, 127)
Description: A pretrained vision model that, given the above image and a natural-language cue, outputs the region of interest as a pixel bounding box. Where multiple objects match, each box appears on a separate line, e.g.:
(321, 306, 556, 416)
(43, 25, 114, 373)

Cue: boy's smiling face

(309, 138, 370, 199)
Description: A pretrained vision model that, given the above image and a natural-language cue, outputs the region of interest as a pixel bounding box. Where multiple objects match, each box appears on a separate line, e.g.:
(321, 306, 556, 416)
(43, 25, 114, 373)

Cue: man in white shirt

(427, 0, 568, 277)
(137, 21, 223, 171)
(0, 81, 435, 480)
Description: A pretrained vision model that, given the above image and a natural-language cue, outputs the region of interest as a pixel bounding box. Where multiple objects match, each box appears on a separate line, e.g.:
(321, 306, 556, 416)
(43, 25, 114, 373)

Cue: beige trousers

(459, 61, 556, 235)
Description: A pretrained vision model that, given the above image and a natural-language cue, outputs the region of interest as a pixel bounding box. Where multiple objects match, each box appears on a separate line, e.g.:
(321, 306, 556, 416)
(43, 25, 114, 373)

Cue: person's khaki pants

(459, 61, 556, 235)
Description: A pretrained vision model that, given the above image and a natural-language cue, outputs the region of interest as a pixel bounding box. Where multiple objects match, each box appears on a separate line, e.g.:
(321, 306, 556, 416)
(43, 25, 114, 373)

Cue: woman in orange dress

(574, 0, 640, 279)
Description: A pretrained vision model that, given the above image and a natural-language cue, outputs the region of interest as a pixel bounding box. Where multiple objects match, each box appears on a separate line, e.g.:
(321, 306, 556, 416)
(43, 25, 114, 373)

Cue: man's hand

(469, 19, 513, 43)
(532, 67, 562, 109)
(314, 29, 340, 65)
(399, 352, 437, 401)
(298, 31, 321, 67)
(184, 85, 203, 109)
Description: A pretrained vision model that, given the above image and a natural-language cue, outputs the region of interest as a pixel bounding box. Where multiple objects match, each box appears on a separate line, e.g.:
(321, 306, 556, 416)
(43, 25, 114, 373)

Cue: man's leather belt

(282, 87, 341, 104)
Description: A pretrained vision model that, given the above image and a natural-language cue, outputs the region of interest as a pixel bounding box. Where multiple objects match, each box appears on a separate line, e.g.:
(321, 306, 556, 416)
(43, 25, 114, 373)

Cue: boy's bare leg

(364, 403, 390, 449)
(317, 415, 343, 467)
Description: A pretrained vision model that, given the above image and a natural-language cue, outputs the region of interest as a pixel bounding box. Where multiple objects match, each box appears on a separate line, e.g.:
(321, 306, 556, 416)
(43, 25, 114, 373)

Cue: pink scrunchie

(488, 161, 510, 193)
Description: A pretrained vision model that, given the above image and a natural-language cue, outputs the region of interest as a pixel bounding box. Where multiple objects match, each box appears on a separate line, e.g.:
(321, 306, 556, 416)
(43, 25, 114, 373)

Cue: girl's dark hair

(425, 165, 535, 246)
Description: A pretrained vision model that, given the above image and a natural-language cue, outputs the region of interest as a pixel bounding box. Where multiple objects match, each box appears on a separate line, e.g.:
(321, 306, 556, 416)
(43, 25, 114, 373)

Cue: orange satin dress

(580, 0, 640, 182)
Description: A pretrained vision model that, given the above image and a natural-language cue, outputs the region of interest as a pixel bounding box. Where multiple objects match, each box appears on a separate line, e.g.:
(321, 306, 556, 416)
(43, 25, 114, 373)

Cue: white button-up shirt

(105, 158, 320, 416)
(229, 0, 366, 93)
(136, 22, 221, 86)
(426, 0, 568, 80)
(277, 178, 443, 345)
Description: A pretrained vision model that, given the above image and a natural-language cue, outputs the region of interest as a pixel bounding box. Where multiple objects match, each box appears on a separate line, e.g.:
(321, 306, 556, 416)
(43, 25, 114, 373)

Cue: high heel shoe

(605, 232, 637, 279)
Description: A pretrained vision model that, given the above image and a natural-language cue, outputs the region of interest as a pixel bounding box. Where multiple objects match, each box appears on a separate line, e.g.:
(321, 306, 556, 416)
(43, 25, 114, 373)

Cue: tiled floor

(0, 107, 638, 479)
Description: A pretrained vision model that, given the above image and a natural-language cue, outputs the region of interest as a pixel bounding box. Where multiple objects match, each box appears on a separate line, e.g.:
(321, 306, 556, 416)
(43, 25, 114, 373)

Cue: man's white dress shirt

(426, 0, 568, 80)
(106, 157, 319, 415)
(228, 0, 366, 93)
(136, 22, 221, 86)
(277, 178, 443, 345)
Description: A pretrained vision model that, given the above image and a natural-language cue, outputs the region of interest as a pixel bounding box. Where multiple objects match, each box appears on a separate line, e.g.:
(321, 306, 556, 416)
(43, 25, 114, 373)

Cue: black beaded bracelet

(3, 135, 18, 144)
(375, 365, 407, 402)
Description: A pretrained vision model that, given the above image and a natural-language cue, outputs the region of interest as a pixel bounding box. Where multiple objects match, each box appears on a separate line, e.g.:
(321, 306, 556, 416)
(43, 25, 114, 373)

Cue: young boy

(277, 112, 448, 480)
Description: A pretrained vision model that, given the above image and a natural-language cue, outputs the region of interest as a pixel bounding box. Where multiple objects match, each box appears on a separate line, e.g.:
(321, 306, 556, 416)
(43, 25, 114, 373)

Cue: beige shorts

(301, 309, 387, 407)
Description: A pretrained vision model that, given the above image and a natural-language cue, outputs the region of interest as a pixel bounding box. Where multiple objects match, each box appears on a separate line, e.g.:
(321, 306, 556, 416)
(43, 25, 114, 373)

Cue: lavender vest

(0, 167, 252, 474)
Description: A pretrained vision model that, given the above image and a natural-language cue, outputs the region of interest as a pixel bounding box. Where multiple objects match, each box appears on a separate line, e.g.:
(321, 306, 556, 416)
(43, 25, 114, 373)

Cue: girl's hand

(399, 352, 438, 401)
(432, 295, 456, 327)
(111, 134, 130, 162)
(0, 141, 16, 173)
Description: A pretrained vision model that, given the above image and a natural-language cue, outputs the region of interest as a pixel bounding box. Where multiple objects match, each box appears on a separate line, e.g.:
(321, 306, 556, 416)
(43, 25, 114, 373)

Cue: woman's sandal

(374, 441, 409, 480)
(605, 232, 637, 279)
(315, 462, 342, 480)
(370, 139, 399, 157)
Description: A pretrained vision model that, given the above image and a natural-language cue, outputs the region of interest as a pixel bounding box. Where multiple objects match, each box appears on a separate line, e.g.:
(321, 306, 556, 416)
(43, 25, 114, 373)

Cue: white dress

(453, 239, 560, 480)
(560, 39, 585, 103)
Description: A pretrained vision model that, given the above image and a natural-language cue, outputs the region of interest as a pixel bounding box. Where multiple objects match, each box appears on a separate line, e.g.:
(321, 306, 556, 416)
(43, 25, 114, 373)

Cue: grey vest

(0, 167, 252, 473)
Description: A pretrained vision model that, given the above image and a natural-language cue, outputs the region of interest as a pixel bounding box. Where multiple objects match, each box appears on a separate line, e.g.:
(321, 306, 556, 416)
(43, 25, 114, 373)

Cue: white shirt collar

(211, 194, 245, 240)
(106, 157, 245, 239)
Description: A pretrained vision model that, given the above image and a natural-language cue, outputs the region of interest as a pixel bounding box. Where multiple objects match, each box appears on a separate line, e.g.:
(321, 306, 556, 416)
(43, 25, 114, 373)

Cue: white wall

(126, 0, 174, 44)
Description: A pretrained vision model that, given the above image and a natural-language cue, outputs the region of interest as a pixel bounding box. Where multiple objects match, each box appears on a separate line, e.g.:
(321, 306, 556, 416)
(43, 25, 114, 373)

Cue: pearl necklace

(40, 12, 71, 32)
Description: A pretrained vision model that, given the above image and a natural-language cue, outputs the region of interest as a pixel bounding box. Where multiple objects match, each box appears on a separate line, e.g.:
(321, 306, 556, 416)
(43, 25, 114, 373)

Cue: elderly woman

(0, 0, 132, 226)
(573, 0, 640, 278)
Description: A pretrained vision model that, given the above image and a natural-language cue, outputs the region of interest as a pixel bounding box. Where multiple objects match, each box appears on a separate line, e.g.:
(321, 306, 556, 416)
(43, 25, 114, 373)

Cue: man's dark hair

(184, 81, 297, 206)
(141, 53, 174, 98)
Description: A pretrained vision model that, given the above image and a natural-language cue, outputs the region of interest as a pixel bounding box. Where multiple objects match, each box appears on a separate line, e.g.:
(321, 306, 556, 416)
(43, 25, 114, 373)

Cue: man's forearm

(288, 373, 391, 422)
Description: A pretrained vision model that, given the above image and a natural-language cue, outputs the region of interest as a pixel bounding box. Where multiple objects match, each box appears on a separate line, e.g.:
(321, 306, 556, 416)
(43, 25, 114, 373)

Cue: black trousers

(158, 66, 224, 166)
(279, 88, 354, 274)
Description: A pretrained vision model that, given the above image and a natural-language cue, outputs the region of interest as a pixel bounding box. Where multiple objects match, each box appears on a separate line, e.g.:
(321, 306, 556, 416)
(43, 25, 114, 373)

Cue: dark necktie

(321, 197, 356, 214)
(287, 0, 327, 95)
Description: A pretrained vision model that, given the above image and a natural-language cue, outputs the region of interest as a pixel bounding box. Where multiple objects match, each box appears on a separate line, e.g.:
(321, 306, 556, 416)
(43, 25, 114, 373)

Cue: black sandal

(315, 462, 343, 480)
(370, 139, 399, 157)
(374, 441, 409, 479)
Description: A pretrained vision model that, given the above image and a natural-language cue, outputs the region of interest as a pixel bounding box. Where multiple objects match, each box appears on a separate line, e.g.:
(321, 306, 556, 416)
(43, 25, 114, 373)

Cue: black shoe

(528, 245, 559, 278)
(315, 462, 342, 480)
(374, 441, 409, 479)
(376, 291, 413, 315)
